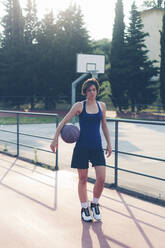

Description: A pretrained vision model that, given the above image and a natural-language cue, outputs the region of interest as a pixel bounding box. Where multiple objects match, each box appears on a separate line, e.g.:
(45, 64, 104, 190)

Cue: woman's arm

(50, 102, 82, 153)
(100, 102, 112, 157)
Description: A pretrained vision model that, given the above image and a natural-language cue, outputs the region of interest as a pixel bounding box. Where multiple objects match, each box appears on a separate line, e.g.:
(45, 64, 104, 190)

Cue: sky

(0, 0, 143, 40)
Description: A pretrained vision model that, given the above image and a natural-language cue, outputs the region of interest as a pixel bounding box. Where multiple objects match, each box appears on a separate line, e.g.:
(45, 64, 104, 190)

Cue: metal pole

(54, 170, 58, 210)
(114, 121, 119, 187)
(91, 72, 98, 79)
(16, 113, 19, 157)
(71, 73, 89, 123)
(54, 114, 59, 210)
(55, 115, 59, 171)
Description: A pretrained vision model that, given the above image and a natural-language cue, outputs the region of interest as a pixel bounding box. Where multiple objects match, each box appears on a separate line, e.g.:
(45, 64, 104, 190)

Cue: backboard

(76, 53, 105, 74)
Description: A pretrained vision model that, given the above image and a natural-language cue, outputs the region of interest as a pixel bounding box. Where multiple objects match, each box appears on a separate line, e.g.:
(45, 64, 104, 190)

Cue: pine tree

(55, 4, 90, 103)
(142, 0, 163, 8)
(36, 9, 58, 109)
(0, 0, 13, 48)
(24, 0, 38, 45)
(1, 0, 24, 49)
(0, 0, 25, 108)
(160, 13, 165, 109)
(108, 0, 127, 111)
(125, 1, 158, 112)
(23, 0, 39, 109)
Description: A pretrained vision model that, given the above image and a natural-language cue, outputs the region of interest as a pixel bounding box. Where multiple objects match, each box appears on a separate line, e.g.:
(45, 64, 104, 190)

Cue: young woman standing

(50, 78, 112, 222)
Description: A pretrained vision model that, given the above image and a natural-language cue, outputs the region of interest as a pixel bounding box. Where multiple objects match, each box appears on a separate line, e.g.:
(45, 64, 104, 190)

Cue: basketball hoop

(87, 70, 99, 79)
(76, 53, 105, 75)
(71, 53, 105, 123)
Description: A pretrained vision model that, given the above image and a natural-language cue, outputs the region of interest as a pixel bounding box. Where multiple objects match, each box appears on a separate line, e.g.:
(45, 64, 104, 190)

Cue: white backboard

(77, 54, 105, 74)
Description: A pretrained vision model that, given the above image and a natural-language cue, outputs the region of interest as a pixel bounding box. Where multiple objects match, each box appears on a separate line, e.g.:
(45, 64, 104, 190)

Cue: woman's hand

(106, 144, 112, 157)
(50, 138, 58, 153)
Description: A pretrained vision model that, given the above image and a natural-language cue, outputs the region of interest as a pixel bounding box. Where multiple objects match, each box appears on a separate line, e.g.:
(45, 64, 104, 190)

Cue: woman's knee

(79, 176, 88, 185)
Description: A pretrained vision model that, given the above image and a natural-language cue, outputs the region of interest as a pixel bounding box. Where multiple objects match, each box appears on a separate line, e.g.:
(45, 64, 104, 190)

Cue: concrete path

(0, 153, 165, 248)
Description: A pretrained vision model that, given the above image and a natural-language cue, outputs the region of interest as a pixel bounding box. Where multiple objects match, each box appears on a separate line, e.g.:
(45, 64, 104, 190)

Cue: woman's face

(86, 84, 97, 100)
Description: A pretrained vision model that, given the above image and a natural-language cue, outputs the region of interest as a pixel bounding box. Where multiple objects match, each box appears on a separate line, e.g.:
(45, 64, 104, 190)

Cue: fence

(103, 118, 165, 206)
(0, 110, 165, 206)
(0, 110, 59, 170)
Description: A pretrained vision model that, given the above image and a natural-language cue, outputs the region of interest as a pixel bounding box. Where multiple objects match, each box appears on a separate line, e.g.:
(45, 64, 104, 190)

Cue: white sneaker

(81, 207, 92, 222)
(91, 203, 101, 221)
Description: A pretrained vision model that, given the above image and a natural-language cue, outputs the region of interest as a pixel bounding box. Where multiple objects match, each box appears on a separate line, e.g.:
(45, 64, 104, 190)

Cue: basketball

(61, 124, 80, 143)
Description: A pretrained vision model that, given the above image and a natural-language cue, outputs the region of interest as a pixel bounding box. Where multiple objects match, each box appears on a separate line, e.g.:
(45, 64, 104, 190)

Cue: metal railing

(0, 110, 165, 206)
(105, 118, 165, 206)
(0, 110, 59, 170)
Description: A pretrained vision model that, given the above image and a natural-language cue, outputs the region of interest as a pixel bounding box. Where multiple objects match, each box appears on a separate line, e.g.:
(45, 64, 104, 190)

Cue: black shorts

(71, 145, 106, 169)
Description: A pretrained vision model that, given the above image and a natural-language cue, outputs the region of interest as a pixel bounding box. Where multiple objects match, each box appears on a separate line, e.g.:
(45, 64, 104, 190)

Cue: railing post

(55, 115, 59, 171)
(16, 113, 20, 157)
(114, 121, 119, 187)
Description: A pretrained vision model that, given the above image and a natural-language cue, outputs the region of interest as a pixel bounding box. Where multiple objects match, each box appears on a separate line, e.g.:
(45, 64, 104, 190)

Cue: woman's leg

(93, 166, 106, 199)
(91, 166, 106, 220)
(78, 169, 92, 222)
(77, 168, 88, 203)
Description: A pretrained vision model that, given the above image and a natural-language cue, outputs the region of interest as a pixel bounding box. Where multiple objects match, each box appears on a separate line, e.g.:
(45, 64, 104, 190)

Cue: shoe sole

(93, 217, 101, 221)
(81, 216, 93, 222)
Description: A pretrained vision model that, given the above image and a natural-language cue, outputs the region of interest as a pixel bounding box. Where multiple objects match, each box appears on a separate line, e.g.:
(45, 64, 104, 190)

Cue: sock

(81, 202, 88, 209)
(92, 197, 99, 204)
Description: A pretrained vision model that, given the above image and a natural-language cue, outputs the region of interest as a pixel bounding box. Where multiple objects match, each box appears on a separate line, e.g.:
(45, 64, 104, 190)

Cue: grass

(0, 115, 79, 125)
(0, 116, 60, 125)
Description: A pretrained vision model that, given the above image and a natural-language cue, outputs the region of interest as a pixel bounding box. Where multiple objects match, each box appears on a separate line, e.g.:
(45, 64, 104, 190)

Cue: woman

(50, 78, 112, 222)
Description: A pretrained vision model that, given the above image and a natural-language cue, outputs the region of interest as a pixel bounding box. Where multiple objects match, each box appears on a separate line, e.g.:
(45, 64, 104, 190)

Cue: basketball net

(87, 70, 99, 79)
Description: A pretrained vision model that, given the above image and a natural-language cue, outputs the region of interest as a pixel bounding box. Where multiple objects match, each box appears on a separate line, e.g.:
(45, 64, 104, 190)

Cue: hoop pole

(71, 73, 89, 123)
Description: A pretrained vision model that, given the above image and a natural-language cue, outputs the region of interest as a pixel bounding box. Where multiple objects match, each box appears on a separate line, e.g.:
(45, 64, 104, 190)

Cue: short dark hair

(81, 78, 100, 96)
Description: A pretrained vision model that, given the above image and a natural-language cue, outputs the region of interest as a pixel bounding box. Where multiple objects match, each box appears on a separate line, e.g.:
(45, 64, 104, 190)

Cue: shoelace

(83, 208, 90, 216)
(92, 204, 100, 215)
(95, 205, 100, 215)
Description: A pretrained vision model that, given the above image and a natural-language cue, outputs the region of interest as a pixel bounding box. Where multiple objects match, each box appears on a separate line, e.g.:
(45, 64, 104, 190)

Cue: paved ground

(0, 153, 165, 248)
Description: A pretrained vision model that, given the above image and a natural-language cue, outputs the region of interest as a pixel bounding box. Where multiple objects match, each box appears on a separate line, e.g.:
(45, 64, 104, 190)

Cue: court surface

(0, 153, 165, 248)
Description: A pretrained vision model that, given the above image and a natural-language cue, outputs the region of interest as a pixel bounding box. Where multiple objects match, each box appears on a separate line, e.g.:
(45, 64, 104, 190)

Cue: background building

(140, 8, 165, 68)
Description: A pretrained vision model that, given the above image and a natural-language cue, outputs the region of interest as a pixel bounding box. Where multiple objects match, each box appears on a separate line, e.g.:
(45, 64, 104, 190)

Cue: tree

(23, 0, 40, 109)
(0, 0, 25, 108)
(108, 0, 127, 111)
(55, 4, 91, 103)
(98, 81, 112, 109)
(91, 38, 111, 59)
(36, 9, 58, 109)
(142, 0, 164, 8)
(160, 14, 165, 109)
(125, 2, 159, 112)
(1, 0, 24, 49)
(24, 0, 38, 45)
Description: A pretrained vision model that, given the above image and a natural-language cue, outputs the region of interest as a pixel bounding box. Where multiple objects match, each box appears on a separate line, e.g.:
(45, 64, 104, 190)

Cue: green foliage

(142, 0, 164, 8)
(0, 2, 91, 110)
(91, 38, 111, 61)
(55, 4, 91, 100)
(0, 0, 26, 109)
(108, 0, 127, 111)
(24, 0, 38, 45)
(124, 2, 159, 112)
(35, 9, 58, 109)
(23, 0, 39, 110)
(160, 14, 165, 109)
(1, 0, 24, 49)
(98, 81, 112, 108)
(99, 81, 111, 99)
